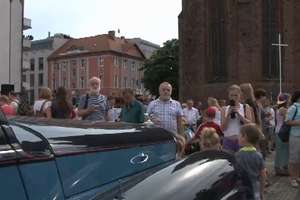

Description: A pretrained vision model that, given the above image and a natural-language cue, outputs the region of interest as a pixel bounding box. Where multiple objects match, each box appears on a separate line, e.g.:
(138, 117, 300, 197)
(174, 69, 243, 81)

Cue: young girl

(200, 128, 221, 151)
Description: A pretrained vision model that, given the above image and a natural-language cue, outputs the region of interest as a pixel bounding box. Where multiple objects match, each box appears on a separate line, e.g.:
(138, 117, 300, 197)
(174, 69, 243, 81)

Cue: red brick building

(48, 31, 145, 96)
(179, 0, 300, 101)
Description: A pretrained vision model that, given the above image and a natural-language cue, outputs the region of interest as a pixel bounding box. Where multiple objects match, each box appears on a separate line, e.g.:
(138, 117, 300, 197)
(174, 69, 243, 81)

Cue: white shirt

(223, 103, 245, 137)
(108, 107, 122, 122)
(33, 100, 51, 115)
(183, 107, 200, 125)
(215, 109, 222, 126)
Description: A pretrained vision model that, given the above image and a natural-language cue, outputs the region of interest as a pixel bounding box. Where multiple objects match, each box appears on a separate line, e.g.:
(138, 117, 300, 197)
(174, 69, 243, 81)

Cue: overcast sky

(24, 0, 182, 46)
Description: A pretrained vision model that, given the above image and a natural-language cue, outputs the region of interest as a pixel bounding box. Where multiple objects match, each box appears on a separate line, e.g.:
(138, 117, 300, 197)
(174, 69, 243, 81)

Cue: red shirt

(195, 121, 223, 138)
(1, 104, 16, 116)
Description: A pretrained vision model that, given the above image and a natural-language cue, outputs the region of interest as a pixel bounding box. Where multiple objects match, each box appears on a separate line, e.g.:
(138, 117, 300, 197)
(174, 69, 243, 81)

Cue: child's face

(238, 134, 247, 146)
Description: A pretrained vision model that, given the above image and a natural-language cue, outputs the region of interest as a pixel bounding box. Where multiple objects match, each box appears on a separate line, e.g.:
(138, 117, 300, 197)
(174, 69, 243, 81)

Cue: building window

(207, 0, 227, 82)
(98, 56, 104, 66)
(262, 0, 280, 79)
(131, 61, 136, 72)
(63, 78, 67, 88)
(22, 75, 26, 82)
(30, 74, 34, 88)
(81, 58, 87, 68)
(29, 89, 34, 104)
(72, 68, 76, 76)
(80, 77, 84, 88)
(123, 58, 127, 69)
(53, 78, 56, 90)
(114, 75, 118, 88)
(71, 59, 77, 66)
(38, 57, 44, 71)
(124, 77, 127, 88)
(118, 57, 122, 67)
(38, 73, 43, 86)
(30, 58, 35, 71)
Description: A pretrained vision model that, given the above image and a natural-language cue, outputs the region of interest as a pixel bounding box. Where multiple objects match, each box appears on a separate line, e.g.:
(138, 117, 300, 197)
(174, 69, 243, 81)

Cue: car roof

(9, 117, 175, 156)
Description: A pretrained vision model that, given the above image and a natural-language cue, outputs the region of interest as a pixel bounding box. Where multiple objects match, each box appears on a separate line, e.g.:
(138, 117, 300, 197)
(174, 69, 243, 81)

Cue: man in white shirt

(183, 99, 200, 131)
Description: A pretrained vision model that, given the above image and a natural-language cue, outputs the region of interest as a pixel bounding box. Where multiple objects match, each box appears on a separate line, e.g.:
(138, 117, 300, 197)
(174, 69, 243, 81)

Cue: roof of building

(24, 34, 71, 51)
(48, 33, 145, 60)
(129, 38, 160, 49)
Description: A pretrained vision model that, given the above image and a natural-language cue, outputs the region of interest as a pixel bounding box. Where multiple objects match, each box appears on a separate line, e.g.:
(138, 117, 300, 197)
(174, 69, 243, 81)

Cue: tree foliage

(141, 39, 179, 99)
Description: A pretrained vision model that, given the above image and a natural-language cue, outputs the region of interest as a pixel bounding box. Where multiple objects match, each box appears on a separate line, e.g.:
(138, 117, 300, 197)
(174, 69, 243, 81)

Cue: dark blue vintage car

(0, 112, 177, 200)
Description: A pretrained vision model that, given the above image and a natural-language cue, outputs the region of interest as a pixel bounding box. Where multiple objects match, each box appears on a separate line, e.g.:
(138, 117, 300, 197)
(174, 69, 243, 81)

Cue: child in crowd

(195, 107, 223, 138)
(186, 107, 223, 154)
(0, 95, 16, 116)
(235, 124, 267, 200)
(200, 127, 221, 151)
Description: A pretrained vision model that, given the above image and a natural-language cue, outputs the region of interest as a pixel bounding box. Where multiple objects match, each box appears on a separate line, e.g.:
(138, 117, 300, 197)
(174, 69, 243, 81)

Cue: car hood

(115, 150, 238, 200)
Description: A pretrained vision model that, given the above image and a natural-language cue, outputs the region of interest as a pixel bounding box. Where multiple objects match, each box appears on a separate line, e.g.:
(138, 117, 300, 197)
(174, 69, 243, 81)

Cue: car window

(10, 125, 52, 157)
(0, 128, 17, 163)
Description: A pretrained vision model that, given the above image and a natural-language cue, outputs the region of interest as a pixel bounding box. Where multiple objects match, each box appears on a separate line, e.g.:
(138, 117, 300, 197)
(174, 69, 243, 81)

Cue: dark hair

(254, 88, 267, 99)
(122, 88, 134, 96)
(55, 87, 72, 112)
(240, 124, 262, 145)
(291, 90, 300, 104)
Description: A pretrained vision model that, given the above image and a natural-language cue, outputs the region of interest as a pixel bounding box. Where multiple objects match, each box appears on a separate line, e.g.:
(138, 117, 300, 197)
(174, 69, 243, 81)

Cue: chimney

(48, 31, 51, 38)
(108, 30, 115, 39)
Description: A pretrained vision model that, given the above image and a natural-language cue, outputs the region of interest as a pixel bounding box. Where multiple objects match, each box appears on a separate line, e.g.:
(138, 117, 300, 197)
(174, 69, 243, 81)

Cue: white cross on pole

(272, 33, 288, 94)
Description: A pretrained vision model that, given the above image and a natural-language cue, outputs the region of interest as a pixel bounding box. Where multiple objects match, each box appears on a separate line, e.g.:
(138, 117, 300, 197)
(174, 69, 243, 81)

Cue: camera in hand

(229, 99, 236, 119)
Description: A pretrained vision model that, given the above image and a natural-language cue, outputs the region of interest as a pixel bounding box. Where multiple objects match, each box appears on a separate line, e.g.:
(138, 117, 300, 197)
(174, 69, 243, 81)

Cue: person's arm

(177, 103, 184, 136)
(221, 107, 231, 131)
(45, 106, 52, 119)
(177, 115, 183, 136)
(77, 96, 96, 118)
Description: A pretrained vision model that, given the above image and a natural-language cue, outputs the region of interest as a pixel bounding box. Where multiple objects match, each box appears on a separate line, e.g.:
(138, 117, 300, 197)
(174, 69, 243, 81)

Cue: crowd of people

(1, 76, 300, 200)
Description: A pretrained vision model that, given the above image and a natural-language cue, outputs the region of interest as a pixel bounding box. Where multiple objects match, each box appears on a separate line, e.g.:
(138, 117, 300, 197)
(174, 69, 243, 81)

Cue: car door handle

(130, 152, 149, 165)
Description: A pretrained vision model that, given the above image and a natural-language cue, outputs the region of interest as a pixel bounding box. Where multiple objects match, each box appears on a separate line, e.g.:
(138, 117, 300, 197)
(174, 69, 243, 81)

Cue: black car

(97, 150, 250, 200)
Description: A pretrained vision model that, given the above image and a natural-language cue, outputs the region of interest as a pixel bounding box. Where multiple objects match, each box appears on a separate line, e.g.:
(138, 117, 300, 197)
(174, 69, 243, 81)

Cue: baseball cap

(206, 107, 216, 118)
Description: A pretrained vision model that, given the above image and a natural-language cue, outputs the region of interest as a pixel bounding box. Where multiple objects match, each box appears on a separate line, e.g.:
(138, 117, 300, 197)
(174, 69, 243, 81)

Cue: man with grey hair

(147, 82, 183, 135)
(78, 77, 109, 121)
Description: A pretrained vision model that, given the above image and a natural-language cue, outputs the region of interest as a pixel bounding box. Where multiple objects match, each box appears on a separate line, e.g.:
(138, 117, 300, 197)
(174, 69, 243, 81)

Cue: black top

(51, 99, 72, 119)
(9, 117, 175, 156)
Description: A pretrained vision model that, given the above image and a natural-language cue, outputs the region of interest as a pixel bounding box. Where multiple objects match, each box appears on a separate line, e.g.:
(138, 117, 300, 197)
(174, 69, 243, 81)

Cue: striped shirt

(79, 94, 109, 121)
(147, 98, 183, 134)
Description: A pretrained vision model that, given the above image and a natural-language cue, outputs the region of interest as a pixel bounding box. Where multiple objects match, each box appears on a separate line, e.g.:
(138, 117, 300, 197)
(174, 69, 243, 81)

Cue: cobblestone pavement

(265, 152, 300, 200)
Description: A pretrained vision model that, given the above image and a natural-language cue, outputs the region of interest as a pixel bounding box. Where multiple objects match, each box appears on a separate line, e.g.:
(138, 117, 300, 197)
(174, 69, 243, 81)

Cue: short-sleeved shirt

(287, 103, 300, 137)
(235, 147, 265, 200)
(147, 98, 183, 134)
(1, 104, 16, 116)
(183, 107, 200, 125)
(78, 94, 109, 121)
(120, 100, 145, 123)
(33, 100, 51, 115)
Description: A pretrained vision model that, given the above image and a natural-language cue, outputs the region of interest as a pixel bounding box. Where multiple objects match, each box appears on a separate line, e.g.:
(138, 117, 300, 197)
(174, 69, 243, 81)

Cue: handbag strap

(291, 105, 298, 120)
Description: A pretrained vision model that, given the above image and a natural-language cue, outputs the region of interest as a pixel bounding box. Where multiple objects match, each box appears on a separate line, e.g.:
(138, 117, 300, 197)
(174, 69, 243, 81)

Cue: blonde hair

(228, 84, 241, 93)
(0, 95, 10, 104)
(39, 87, 52, 100)
(207, 97, 220, 109)
(201, 128, 221, 150)
(240, 83, 255, 102)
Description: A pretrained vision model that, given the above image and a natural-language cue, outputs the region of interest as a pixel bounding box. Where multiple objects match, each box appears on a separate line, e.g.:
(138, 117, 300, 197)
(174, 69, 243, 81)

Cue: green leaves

(141, 39, 179, 99)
